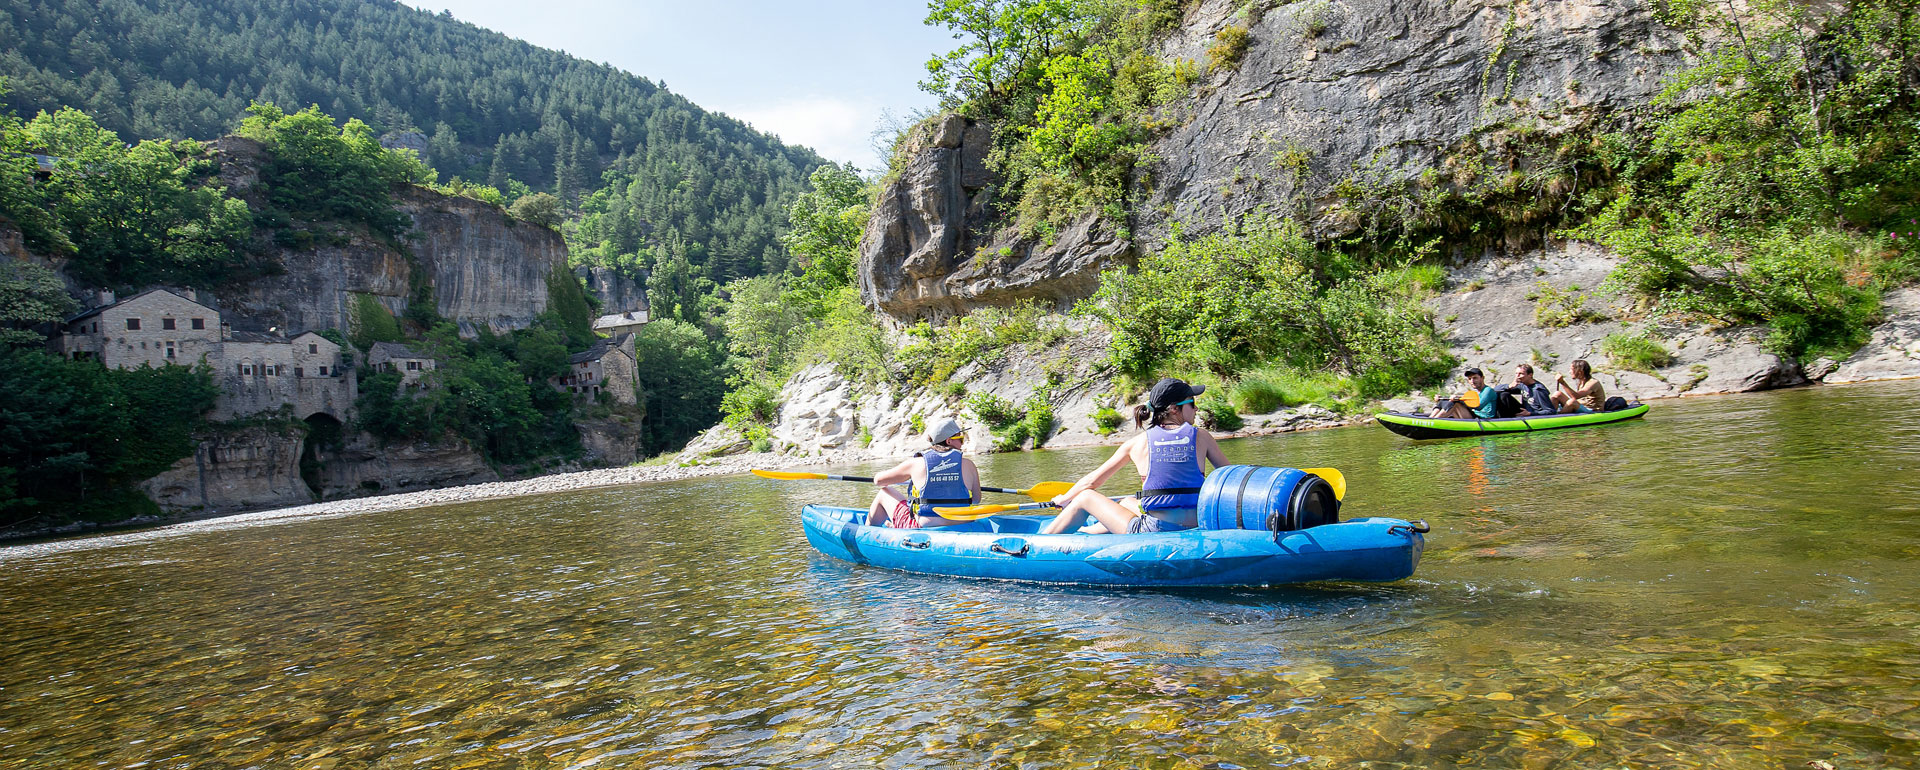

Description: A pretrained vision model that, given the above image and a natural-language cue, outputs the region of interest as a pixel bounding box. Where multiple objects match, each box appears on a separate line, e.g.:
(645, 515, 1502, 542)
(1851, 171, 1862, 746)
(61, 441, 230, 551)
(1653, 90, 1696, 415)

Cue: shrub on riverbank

(0, 351, 217, 525)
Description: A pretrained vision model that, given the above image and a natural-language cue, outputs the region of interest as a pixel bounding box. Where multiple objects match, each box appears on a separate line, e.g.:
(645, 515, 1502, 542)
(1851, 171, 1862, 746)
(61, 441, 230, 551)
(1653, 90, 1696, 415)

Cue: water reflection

(2, 382, 1919, 768)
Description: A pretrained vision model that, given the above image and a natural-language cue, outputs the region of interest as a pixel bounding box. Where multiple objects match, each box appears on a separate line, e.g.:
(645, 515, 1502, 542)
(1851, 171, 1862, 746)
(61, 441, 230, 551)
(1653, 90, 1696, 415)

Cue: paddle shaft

(752, 470, 1054, 498)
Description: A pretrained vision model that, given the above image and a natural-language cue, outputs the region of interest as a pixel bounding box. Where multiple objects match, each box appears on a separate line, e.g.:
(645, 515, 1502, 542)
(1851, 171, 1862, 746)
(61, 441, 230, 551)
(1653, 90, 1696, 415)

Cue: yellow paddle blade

(751, 469, 827, 481)
(932, 503, 1026, 520)
(1021, 481, 1073, 501)
(1460, 389, 1481, 408)
(1302, 467, 1347, 501)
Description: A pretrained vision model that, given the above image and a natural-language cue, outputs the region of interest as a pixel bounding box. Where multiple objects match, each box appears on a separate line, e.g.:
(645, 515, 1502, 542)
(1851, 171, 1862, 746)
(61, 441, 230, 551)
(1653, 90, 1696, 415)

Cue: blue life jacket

(912, 448, 972, 515)
(1137, 423, 1205, 510)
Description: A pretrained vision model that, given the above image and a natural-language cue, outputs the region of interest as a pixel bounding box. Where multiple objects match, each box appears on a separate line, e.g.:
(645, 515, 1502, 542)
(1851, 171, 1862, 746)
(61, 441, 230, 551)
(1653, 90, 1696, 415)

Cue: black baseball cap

(1148, 378, 1206, 410)
(1463, 367, 1484, 377)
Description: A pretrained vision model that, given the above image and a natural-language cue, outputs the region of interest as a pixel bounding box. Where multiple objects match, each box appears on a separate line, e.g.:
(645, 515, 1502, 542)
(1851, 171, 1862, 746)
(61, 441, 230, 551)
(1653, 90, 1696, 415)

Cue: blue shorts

(1573, 404, 1594, 413)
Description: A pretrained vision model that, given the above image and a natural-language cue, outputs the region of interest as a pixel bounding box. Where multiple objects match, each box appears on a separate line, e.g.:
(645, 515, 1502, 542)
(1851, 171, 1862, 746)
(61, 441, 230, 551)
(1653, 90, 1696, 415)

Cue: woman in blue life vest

(1039, 378, 1230, 535)
(864, 417, 983, 529)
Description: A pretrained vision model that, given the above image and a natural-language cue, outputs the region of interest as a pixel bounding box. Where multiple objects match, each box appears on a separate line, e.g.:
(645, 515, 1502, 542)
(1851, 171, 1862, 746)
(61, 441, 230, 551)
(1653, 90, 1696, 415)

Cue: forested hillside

(0, 0, 827, 282)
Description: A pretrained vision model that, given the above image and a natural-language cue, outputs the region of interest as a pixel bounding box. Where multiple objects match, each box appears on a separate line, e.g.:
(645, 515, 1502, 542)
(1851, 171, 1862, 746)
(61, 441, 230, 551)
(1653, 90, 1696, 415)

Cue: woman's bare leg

(867, 487, 908, 526)
(1042, 490, 1138, 534)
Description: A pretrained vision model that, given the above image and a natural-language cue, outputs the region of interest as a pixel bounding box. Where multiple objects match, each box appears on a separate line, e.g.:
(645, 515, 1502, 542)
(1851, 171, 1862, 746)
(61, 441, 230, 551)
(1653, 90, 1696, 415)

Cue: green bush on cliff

(1082, 217, 1453, 387)
(8, 107, 255, 290)
(238, 102, 427, 240)
(1566, 0, 1918, 359)
(0, 351, 217, 525)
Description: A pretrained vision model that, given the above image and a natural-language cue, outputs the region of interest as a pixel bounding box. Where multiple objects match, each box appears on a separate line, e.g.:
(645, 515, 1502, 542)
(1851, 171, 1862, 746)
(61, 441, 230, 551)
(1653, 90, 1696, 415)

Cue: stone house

(55, 289, 355, 421)
(57, 288, 222, 368)
(553, 333, 636, 405)
(367, 342, 437, 388)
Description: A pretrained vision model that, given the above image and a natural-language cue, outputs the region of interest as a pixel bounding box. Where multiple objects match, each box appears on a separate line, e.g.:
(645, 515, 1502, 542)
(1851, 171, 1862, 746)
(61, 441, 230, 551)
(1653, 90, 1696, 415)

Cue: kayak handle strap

(1388, 520, 1431, 536)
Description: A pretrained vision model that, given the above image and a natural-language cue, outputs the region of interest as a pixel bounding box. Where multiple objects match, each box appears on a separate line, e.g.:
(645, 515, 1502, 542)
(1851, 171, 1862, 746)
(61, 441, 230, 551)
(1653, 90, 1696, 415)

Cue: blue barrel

(1198, 465, 1341, 532)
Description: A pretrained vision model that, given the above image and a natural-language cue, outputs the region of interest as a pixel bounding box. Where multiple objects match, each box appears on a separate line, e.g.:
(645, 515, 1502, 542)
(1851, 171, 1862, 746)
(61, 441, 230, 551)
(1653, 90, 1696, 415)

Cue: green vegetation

(238, 103, 426, 240)
(0, 262, 76, 348)
(3, 106, 254, 290)
(1196, 388, 1243, 431)
(921, 0, 1196, 239)
(1080, 217, 1454, 395)
(0, 351, 218, 525)
(349, 294, 404, 350)
(354, 322, 583, 463)
(896, 301, 1071, 386)
(1568, 0, 1919, 359)
(1530, 281, 1594, 328)
(1602, 333, 1676, 374)
(1091, 405, 1125, 435)
(967, 391, 1057, 451)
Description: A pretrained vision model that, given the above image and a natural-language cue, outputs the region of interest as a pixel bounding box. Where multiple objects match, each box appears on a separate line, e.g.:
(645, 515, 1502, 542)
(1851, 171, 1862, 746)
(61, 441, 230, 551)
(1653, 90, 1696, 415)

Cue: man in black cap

(1429, 368, 1498, 419)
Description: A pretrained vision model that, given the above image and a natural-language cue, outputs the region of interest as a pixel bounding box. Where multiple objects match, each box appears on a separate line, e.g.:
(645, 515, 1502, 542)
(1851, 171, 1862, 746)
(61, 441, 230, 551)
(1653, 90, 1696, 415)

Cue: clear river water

(3, 380, 1918, 769)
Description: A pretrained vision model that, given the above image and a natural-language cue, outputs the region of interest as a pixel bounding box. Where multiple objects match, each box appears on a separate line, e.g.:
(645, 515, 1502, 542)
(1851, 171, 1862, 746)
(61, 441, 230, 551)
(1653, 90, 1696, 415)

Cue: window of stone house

(165, 342, 176, 359)
(309, 344, 318, 353)
(191, 318, 205, 330)
(240, 364, 251, 375)
(295, 367, 304, 378)
(407, 361, 420, 371)
(319, 366, 328, 376)
(162, 318, 176, 330)
(126, 318, 140, 330)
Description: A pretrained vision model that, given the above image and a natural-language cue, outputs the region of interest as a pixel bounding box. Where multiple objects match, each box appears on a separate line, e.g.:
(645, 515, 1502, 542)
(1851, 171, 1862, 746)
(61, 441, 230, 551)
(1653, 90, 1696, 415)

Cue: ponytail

(1132, 403, 1181, 430)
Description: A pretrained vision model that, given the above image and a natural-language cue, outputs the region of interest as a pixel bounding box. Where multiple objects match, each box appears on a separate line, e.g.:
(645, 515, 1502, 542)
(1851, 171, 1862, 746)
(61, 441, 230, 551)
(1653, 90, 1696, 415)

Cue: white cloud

(724, 97, 881, 170)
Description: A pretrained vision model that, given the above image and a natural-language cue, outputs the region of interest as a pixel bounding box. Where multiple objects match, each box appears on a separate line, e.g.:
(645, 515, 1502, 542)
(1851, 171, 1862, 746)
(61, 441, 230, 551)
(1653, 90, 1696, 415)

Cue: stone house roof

(592, 310, 649, 331)
(568, 333, 633, 365)
(226, 330, 288, 344)
(63, 288, 212, 324)
(368, 341, 429, 360)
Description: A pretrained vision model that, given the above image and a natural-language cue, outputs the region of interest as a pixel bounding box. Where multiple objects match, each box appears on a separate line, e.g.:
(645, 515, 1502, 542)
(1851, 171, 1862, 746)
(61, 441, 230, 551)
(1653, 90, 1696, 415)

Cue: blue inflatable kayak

(800, 506, 1427, 587)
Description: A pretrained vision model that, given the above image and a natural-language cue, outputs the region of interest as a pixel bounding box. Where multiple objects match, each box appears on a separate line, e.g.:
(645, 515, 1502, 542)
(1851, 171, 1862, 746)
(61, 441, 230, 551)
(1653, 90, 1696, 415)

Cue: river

(3, 380, 1917, 768)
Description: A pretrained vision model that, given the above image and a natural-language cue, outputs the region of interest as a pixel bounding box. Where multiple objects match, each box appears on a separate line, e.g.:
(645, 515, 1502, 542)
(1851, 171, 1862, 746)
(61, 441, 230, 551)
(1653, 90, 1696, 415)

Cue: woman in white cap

(864, 417, 983, 529)
(1039, 378, 1229, 535)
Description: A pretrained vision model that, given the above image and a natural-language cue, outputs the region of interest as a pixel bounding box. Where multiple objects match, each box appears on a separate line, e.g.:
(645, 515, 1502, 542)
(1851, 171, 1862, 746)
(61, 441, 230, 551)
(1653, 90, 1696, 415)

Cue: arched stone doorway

(300, 412, 344, 496)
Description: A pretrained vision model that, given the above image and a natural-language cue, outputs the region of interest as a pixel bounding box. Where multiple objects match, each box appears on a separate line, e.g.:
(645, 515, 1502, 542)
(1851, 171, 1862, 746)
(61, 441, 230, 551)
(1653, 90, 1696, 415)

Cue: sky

(400, 0, 956, 171)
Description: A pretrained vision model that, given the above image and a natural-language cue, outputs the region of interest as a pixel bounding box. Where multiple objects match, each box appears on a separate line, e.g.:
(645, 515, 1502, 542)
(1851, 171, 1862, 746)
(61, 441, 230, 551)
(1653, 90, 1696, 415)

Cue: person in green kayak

(1039, 378, 1230, 535)
(1552, 359, 1607, 413)
(1430, 368, 1498, 419)
(864, 417, 982, 529)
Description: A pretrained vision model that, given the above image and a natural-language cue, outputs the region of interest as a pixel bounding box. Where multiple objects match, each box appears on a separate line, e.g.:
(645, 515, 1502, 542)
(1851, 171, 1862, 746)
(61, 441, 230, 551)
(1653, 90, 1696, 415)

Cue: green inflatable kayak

(1376, 403, 1650, 439)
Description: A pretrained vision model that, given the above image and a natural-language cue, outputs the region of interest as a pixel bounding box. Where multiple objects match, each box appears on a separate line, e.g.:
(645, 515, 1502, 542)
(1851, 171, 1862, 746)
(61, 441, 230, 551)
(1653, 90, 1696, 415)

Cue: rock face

(577, 266, 649, 314)
(575, 416, 643, 466)
(1824, 288, 1920, 384)
(209, 136, 569, 337)
(140, 426, 311, 512)
(1139, 0, 1692, 241)
(859, 115, 1131, 320)
(311, 433, 498, 498)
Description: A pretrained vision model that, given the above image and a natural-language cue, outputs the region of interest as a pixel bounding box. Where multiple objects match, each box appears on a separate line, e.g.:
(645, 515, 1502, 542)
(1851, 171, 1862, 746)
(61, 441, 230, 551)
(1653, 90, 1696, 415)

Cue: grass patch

(1602, 333, 1675, 373)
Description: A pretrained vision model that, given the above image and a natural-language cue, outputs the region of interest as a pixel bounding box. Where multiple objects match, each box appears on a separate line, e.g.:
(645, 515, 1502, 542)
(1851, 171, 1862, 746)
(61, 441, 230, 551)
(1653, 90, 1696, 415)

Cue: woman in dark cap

(1039, 378, 1229, 535)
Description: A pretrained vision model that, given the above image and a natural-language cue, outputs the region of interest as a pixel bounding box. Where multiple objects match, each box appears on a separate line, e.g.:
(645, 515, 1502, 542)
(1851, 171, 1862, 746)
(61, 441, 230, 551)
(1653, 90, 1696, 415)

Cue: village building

(55, 289, 355, 421)
(366, 342, 437, 388)
(553, 333, 637, 405)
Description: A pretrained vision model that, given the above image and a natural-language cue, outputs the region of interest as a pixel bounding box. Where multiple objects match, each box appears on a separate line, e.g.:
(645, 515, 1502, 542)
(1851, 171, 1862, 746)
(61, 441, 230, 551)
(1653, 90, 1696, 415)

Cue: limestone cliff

(859, 116, 1130, 320)
(208, 136, 569, 337)
(1140, 0, 1690, 242)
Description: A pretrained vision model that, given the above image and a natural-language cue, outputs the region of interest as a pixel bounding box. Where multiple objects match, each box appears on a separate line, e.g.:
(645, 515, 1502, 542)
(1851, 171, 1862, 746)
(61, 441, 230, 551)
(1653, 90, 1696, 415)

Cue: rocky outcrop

(575, 415, 643, 466)
(310, 432, 498, 497)
(577, 266, 649, 314)
(1824, 288, 1920, 384)
(208, 136, 569, 337)
(859, 115, 1131, 320)
(140, 425, 311, 513)
(1140, 0, 1693, 242)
